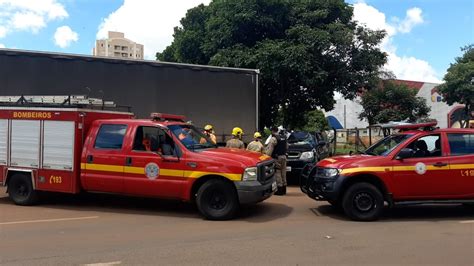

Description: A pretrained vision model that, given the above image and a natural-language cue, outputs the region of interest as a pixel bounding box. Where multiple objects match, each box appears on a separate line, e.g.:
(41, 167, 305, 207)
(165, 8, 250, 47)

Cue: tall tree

(358, 81, 431, 125)
(157, 0, 387, 128)
(299, 109, 330, 132)
(438, 45, 474, 128)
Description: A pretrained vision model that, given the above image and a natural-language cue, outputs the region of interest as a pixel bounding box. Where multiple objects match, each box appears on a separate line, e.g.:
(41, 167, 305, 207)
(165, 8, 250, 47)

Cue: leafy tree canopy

(438, 44, 474, 128)
(299, 109, 330, 132)
(358, 81, 431, 125)
(157, 0, 387, 128)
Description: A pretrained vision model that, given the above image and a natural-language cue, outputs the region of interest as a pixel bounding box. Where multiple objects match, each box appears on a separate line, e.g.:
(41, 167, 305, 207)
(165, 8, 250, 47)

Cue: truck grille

(257, 160, 275, 183)
(287, 151, 301, 159)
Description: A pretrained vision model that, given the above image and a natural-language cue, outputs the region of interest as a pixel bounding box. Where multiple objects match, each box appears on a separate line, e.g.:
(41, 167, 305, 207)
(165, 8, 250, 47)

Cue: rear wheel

(196, 179, 239, 220)
(342, 182, 384, 221)
(8, 174, 39, 206)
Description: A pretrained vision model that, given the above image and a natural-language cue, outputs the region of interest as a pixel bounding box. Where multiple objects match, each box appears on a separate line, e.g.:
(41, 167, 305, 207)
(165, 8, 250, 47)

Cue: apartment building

(93, 31, 144, 59)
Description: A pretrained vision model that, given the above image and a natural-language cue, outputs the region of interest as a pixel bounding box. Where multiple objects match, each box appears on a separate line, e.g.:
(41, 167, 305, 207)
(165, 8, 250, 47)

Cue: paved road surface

(0, 187, 473, 265)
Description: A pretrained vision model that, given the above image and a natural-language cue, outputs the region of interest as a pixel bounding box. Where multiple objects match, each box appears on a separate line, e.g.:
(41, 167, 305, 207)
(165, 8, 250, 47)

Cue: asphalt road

(1, 186, 473, 266)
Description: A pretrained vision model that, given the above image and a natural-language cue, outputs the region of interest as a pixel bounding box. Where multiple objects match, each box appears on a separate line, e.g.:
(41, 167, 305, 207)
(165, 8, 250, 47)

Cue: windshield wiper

(188, 143, 214, 150)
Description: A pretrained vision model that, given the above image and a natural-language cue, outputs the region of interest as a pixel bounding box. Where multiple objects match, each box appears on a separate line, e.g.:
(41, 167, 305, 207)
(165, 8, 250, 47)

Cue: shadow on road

(0, 191, 293, 222)
(316, 203, 474, 222)
(238, 202, 293, 223)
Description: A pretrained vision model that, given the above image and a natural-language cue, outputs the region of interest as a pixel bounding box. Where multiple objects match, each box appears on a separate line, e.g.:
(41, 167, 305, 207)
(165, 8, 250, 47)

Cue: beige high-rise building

(93, 31, 144, 60)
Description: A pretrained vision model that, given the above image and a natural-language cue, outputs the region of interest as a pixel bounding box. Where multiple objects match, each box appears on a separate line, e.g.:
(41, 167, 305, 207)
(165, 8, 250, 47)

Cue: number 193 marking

(49, 175, 62, 184)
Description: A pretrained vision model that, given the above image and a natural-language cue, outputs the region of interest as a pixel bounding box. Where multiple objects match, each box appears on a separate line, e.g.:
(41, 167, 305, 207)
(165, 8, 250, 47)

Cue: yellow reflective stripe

(340, 167, 387, 175)
(84, 163, 123, 173)
(450, 164, 474, 170)
(160, 169, 185, 177)
(393, 166, 415, 171)
(184, 171, 242, 181)
(124, 166, 144, 175)
(81, 163, 241, 181)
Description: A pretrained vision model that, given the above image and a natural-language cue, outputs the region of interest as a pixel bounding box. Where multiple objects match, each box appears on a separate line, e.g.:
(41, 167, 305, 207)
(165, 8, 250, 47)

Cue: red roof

(390, 79, 425, 90)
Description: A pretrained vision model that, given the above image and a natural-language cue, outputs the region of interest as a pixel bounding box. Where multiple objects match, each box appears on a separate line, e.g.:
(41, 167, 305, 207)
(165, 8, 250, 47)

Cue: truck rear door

(123, 125, 185, 198)
(81, 123, 128, 193)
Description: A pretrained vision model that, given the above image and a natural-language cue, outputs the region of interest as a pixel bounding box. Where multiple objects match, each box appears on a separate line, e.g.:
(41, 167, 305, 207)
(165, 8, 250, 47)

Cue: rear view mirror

(396, 148, 415, 160)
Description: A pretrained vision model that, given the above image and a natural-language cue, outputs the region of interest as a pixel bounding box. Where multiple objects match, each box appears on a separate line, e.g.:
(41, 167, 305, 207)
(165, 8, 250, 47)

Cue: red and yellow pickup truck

(0, 105, 276, 220)
(301, 122, 474, 221)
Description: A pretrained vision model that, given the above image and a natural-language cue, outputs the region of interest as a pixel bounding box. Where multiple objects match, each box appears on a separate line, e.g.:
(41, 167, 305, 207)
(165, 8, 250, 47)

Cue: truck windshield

(168, 124, 217, 150)
(288, 131, 315, 146)
(365, 134, 413, 156)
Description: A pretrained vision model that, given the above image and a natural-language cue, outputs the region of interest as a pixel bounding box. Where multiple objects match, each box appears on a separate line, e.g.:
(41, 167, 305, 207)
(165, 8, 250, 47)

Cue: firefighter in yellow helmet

(246, 132, 264, 153)
(203, 124, 217, 144)
(226, 127, 245, 149)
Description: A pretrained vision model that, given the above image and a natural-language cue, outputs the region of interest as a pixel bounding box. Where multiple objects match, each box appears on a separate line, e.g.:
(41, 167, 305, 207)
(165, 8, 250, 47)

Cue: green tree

(157, 0, 387, 128)
(358, 81, 431, 125)
(438, 45, 474, 128)
(299, 109, 329, 132)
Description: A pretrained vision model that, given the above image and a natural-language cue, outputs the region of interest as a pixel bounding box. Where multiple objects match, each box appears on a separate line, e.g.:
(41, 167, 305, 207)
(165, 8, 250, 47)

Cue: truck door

(446, 132, 474, 197)
(123, 125, 184, 198)
(391, 134, 451, 198)
(82, 123, 128, 193)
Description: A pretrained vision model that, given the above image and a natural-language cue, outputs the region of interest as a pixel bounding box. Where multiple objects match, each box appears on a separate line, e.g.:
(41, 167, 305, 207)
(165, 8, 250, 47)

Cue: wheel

(342, 182, 384, 221)
(8, 174, 39, 206)
(196, 179, 239, 220)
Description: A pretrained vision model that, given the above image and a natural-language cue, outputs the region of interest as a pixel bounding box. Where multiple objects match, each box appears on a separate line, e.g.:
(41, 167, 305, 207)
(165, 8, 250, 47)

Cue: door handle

(87, 155, 93, 163)
(125, 157, 132, 166)
(433, 162, 448, 167)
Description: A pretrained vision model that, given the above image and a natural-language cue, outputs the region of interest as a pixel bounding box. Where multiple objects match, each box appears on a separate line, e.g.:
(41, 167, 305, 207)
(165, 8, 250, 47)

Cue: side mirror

(396, 148, 415, 160)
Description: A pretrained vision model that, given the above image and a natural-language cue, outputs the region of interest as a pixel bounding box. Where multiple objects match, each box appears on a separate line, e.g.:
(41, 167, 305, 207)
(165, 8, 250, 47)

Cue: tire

(8, 174, 39, 206)
(342, 182, 384, 221)
(196, 179, 239, 220)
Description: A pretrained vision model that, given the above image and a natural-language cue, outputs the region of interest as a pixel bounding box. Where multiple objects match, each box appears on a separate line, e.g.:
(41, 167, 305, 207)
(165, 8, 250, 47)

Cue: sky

(0, 0, 472, 83)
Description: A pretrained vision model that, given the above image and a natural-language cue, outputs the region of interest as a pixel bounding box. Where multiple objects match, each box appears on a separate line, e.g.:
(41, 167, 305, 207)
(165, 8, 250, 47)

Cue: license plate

(272, 181, 277, 192)
(286, 166, 292, 172)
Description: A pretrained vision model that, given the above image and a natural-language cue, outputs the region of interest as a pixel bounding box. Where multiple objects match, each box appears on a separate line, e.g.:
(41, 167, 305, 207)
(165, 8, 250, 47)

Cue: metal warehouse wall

(0, 49, 258, 141)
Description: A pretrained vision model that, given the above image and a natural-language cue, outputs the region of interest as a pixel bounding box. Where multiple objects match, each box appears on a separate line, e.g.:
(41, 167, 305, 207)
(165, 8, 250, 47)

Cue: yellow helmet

(204, 124, 213, 131)
(232, 127, 243, 136)
(254, 132, 262, 138)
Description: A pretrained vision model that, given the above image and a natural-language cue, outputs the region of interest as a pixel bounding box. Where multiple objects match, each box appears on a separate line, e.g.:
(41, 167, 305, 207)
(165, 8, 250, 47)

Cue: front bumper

(234, 177, 277, 204)
(287, 159, 315, 176)
(300, 165, 344, 202)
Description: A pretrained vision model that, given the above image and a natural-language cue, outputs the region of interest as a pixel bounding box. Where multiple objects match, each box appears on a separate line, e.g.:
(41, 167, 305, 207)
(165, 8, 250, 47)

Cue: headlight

(318, 168, 340, 179)
(300, 151, 314, 161)
(242, 167, 258, 181)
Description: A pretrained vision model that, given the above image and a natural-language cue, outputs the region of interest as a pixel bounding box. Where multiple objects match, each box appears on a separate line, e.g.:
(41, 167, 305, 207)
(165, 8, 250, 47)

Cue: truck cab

(80, 115, 276, 219)
(301, 122, 474, 221)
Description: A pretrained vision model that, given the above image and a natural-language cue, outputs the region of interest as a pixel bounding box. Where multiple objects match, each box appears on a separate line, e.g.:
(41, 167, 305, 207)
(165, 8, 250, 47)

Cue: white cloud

(54, 25, 78, 48)
(97, 0, 211, 59)
(0, 0, 68, 37)
(11, 12, 46, 32)
(397, 8, 424, 34)
(0, 43, 5, 48)
(353, 3, 440, 83)
(0, 26, 6, 38)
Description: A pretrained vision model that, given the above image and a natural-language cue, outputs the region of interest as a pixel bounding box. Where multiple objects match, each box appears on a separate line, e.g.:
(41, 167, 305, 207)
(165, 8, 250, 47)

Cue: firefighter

(226, 127, 245, 149)
(265, 126, 288, 195)
(246, 132, 264, 153)
(203, 124, 217, 144)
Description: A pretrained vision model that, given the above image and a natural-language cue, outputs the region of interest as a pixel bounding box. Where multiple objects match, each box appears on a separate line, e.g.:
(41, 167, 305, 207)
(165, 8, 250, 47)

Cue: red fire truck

(0, 96, 276, 220)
